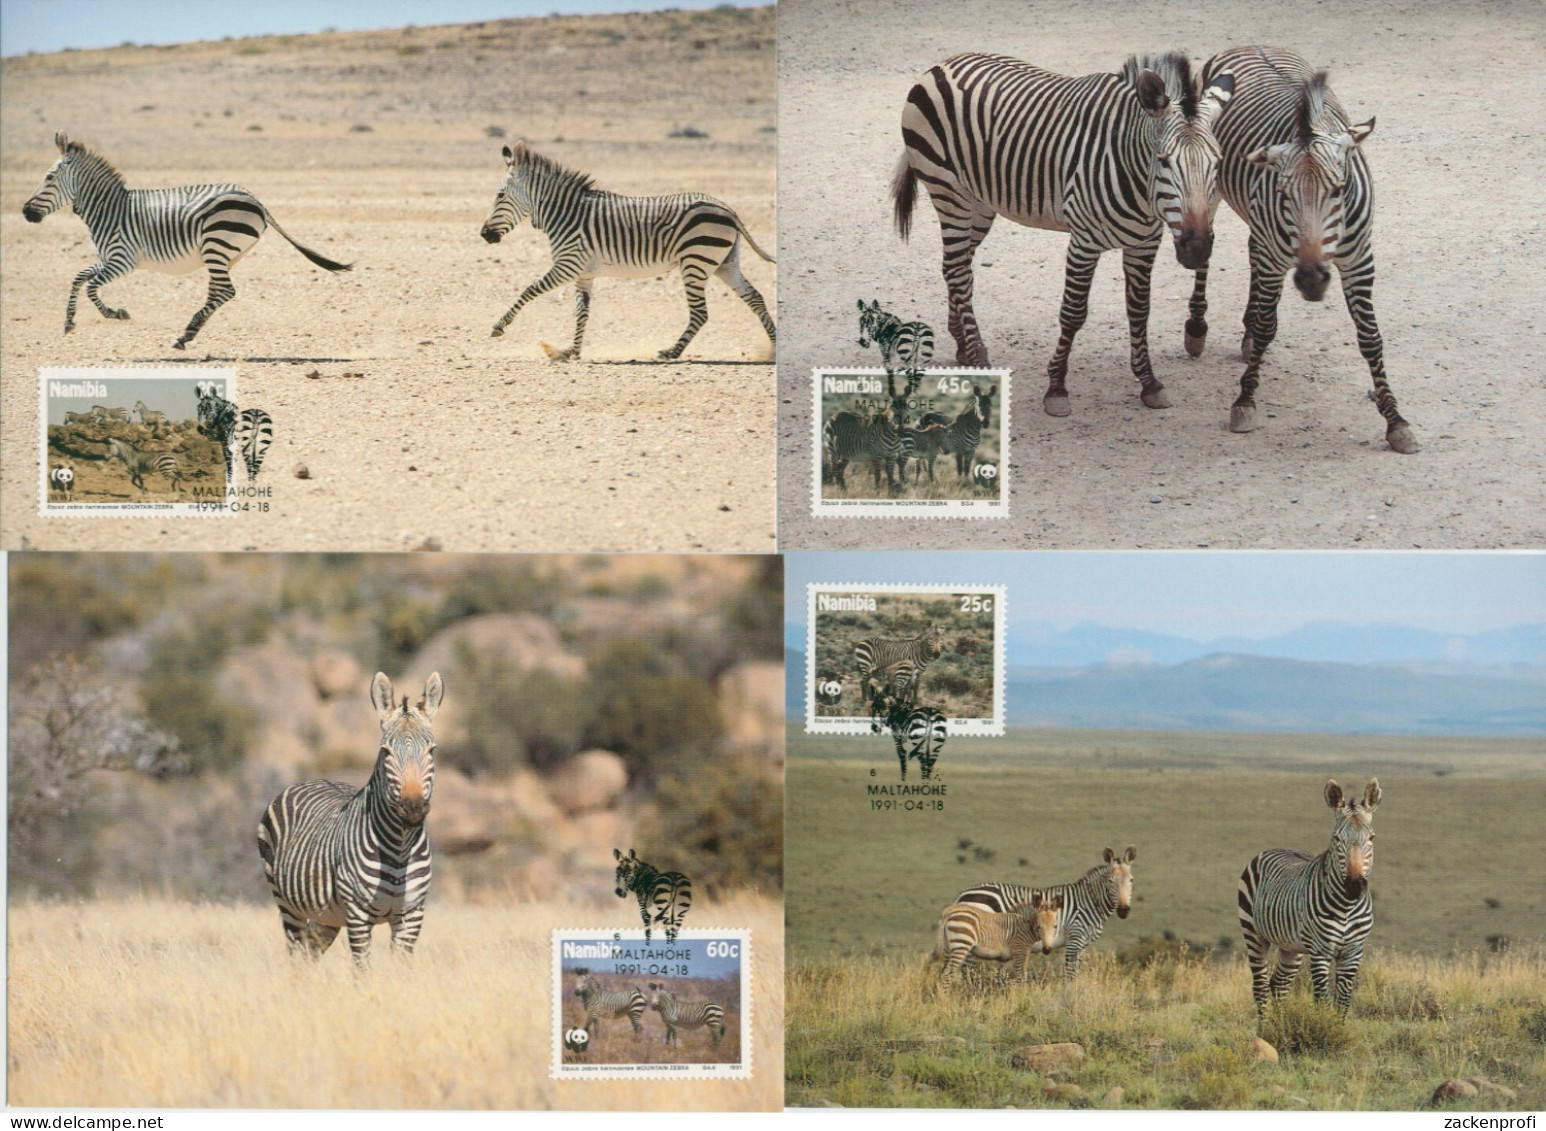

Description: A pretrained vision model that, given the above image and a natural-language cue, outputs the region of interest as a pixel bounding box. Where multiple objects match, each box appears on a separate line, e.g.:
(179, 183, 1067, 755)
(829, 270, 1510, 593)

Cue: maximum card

(553, 928, 752, 1080)
(806, 582, 1005, 736)
(812, 368, 1009, 518)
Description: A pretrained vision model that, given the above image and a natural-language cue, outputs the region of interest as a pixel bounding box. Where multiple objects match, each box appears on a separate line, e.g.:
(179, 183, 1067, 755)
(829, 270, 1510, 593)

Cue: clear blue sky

(1, 0, 762, 57)
(784, 552, 1546, 641)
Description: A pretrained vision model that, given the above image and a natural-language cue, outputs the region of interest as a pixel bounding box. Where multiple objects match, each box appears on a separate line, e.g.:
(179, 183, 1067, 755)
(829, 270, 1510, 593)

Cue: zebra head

(369, 671, 442, 825)
(1029, 891, 1064, 951)
(613, 847, 648, 896)
(482, 141, 539, 243)
(971, 383, 996, 429)
(1102, 845, 1137, 918)
(857, 299, 887, 347)
(1245, 73, 1374, 302)
(1324, 778, 1380, 898)
(1124, 55, 1234, 271)
(924, 622, 945, 659)
(23, 132, 88, 223)
(645, 982, 672, 1011)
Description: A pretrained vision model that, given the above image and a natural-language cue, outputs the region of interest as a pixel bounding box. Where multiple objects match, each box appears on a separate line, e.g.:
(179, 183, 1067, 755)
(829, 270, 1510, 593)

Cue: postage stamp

(806, 582, 1006, 737)
(812, 367, 1010, 518)
(38, 367, 274, 517)
(552, 928, 752, 1080)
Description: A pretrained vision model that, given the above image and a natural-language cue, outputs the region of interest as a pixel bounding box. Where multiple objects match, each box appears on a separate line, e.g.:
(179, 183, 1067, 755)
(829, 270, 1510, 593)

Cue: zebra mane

(62, 139, 127, 186)
(1119, 52, 1199, 120)
(513, 143, 596, 194)
(1296, 72, 1331, 145)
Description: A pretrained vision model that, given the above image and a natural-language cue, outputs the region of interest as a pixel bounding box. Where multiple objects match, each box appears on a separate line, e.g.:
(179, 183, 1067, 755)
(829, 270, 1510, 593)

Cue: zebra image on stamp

(807, 583, 1005, 736)
(553, 928, 751, 1079)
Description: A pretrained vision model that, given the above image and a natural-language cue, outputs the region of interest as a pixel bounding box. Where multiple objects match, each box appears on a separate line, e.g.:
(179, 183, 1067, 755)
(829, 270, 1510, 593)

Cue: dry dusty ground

(1, 8, 776, 551)
(776, 0, 1546, 549)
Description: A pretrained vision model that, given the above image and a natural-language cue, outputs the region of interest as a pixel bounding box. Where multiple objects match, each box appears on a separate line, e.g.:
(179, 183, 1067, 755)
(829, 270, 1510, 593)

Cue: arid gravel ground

(1, 8, 776, 551)
(775, 0, 1546, 549)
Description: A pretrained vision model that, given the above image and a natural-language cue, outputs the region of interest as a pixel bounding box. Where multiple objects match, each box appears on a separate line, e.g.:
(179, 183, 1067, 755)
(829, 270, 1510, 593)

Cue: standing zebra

(235, 408, 275, 483)
(22, 133, 351, 349)
(893, 53, 1233, 415)
(195, 380, 238, 486)
(855, 621, 945, 710)
(1239, 779, 1380, 1021)
(1188, 49, 1416, 453)
(899, 420, 949, 484)
(823, 370, 919, 491)
(481, 141, 776, 360)
(256, 672, 442, 964)
(857, 299, 935, 378)
(104, 437, 182, 493)
(918, 383, 995, 479)
(934, 892, 1063, 986)
(955, 846, 1137, 979)
(573, 972, 647, 1036)
(613, 848, 692, 943)
(646, 983, 726, 1047)
(870, 691, 947, 781)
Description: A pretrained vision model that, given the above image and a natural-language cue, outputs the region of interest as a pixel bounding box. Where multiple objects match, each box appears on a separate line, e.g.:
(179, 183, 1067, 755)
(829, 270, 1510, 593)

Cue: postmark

(812, 367, 1010, 518)
(552, 928, 752, 1080)
(806, 582, 1005, 736)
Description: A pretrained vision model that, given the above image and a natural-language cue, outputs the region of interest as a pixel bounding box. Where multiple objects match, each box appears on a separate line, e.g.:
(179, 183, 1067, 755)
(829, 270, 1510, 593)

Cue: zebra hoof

(1043, 390, 1071, 417)
(1230, 402, 1258, 433)
(1386, 422, 1420, 454)
(490, 326, 504, 338)
(1141, 386, 1172, 410)
(63, 323, 75, 335)
(108, 309, 130, 321)
(656, 349, 682, 361)
(1184, 319, 1207, 358)
(172, 339, 187, 351)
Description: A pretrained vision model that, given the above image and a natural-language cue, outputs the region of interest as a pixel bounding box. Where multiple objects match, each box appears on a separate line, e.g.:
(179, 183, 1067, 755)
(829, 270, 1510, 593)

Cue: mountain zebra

(823, 370, 919, 490)
(870, 692, 947, 781)
(22, 133, 351, 349)
(1188, 49, 1416, 453)
(899, 420, 949, 484)
(104, 437, 181, 493)
(195, 381, 238, 485)
(919, 383, 995, 478)
(1238, 779, 1380, 1021)
(893, 53, 1233, 416)
(613, 848, 692, 943)
(955, 846, 1137, 979)
(91, 405, 129, 423)
(256, 672, 442, 965)
(133, 400, 169, 437)
(62, 411, 93, 425)
(235, 408, 275, 483)
(647, 983, 726, 1046)
(855, 621, 945, 709)
(573, 972, 647, 1035)
(934, 893, 1063, 986)
(857, 299, 935, 378)
(481, 140, 776, 360)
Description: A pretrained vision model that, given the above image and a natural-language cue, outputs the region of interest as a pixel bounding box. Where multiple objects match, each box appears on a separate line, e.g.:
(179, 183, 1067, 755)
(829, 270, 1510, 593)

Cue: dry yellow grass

(7, 894, 782, 1109)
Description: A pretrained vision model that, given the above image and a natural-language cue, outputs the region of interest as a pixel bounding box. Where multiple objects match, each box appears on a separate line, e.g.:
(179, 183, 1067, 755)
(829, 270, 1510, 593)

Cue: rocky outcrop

(547, 750, 628, 815)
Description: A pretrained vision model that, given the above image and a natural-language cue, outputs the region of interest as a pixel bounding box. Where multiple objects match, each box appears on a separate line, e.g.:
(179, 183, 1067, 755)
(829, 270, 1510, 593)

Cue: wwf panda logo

(971, 462, 998, 488)
(49, 465, 75, 496)
(564, 1028, 590, 1054)
(815, 679, 843, 706)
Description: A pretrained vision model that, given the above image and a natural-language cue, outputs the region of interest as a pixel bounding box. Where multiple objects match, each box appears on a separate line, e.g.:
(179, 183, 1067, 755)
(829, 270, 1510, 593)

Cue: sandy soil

(776, 0, 1546, 549)
(1, 8, 775, 551)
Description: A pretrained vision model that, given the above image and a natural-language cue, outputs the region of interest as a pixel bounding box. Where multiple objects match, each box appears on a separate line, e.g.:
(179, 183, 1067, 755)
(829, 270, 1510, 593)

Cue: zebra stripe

(1239, 779, 1380, 1021)
(22, 133, 351, 349)
(823, 374, 918, 492)
(104, 437, 181, 493)
(647, 983, 726, 1046)
(934, 895, 1062, 985)
(893, 53, 1233, 415)
(857, 299, 935, 378)
(956, 845, 1137, 979)
(235, 408, 274, 483)
(899, 420, 949, 484)
(855, 622, 944, 708)
(918, 383, 995, 478)
(256, 672, 442, 964)
(1190, 48, 1416, 453)
(195, 381, 238, 486)
(482, 140, 775, 360)
(91, 405, 129, 423)
(574, 973, 647, 1035)
(613, 848, 692, 943)
(870, 694, 947, 781)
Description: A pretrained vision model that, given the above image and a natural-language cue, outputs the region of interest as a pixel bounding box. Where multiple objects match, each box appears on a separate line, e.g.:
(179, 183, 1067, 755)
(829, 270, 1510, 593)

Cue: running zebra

(955, 846, 1137, 979)
(823, 371, 919, 490)
(133, 400, 169, 437)
(235, 408, 275, 483)
(104, 437, 182, 493)
(62, 411, 94, 425)
(857, 299, 935, 378)
(573, 972, 647, 1036)
(22, 133, 351, 349)
(871, 692, 947, 781)
(195, 381, 238, 485)
(855, 621, 945, 709)
(646, 983, 726, 1046)
(934, 892, 1063, 986)
(1238, 779, 1380, 1021)
(256, 672, 442, 964)
(91, 405, 129, 423)
(613, 848, 692, 943)
(1188, 49, 1416, 452)
(918, 383, 995, 479)
(481, 140, 776, 360)
(893, 53, 1234, 415)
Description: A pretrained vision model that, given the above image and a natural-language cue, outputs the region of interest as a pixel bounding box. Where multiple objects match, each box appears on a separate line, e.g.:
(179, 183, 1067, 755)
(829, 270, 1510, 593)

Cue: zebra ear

(1362, 779, 1382, 811)
(1246, 143, 1291, 168)
(1104, 846, 1116, 864)
(1197, 72, 1234, 127)
(1324, 779, 1344, 809)
(370, 672, 394, 720)
(54, 131, 71, 153)
(1136, 70, 1169, 115)
(614, 848, 623, 861)
(1344, 117, 1375, 148)
(501, 145, 513, 162)
(1125, 845, 1137, 862)
(420, 672, 443, 719)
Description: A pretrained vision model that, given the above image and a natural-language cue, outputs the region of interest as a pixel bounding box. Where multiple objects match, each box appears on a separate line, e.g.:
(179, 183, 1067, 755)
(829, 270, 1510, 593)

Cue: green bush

(636, 751, 783, 896)
(1260, 994, 1355, 1056)
(138, 604, 267, 773)
(454, 646, 590, 776)
(583, 639, 722, 781)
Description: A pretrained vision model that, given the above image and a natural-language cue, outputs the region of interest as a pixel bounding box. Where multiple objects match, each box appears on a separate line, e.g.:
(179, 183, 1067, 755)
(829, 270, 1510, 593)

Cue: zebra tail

(891, 154, 918, 242)
(731, 216, 776, 264)
(260, 207, 353, 273)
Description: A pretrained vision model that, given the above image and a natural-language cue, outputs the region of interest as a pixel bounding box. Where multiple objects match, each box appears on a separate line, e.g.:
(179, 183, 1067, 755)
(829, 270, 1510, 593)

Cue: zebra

(235, 408, 275, 483)
(90, 405, 129, 423)
(613, 848, 692, 943)
(646, 983, 726, 1046)
(955, 846, 1137, 979)
(48, 465, 75, 498)
(104, 436, 182, 493)
(934, 892, 1063, 986)
(857, 299, 935, 378)
(893, 53, 1234, 416)
(899, 420, 949, 484)
(22, 132, 351, 349)
(481, 140, 776, 360)
(1238, 779, 1380, 1022)
(918, 383, 995, 479)
(870, 691, 947, 781)
(133, 400, 169, 438)
(256, 672, 442, 965)
(62, 411, 94, 425)
(195, 381, 238, 485)
(855, 621, 945, 710)
(823, 370, 919, 491)
(573, 972, 647, 1036)
(1187, 49, 1416, 453)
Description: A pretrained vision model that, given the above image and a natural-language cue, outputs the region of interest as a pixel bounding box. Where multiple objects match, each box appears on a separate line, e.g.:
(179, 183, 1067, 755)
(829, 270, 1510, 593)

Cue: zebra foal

(22, 133, 351, 349)
(647, 983, 727, 1046)
(257, 672, 442, 964)
(481, 140, 776, 360)
(574, 972, 647, 1036)
(934, 893, 1063, 986)
(918, 383, 994, 480)
(855, 621, 944, 710)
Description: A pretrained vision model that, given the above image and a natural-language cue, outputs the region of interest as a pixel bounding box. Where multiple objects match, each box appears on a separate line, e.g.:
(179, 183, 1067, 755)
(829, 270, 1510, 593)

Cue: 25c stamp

(552, 927, 752, 1080)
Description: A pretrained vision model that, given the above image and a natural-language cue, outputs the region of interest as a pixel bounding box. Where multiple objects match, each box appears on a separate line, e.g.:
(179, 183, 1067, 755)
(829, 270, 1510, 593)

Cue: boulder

(717, 660, 784, 757)
(311, 650, 363, 699)
(1042, 1083, 1088, 1106)
(564, 810, 636, 869)
(1431, 1079, 1480, 1105)
(410, 613, 585, 685)
(215, 644, 321, 769)
(546, 750, 628, 815)
(1465, 1078, 1518, 1102)
(1251, 1037, 1279, 1064)
(1103, 1086, 1124, 1107)
(1011, 1043, 1085, 1074)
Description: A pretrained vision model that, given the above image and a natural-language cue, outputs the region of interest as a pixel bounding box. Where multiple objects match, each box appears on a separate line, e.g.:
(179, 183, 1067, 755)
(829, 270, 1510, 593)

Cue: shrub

(582, 639, 722, 781)
(453, 646, 590, 776)
(636, 751, 782, 896)
(1183, 1072, 1253, 1110)
(138, 603, 267, 773)
(1260, 995, 1355, 1056)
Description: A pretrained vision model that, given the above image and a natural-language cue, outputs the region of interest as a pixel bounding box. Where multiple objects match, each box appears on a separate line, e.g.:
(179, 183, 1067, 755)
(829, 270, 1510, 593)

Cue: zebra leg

(894, 727, 908, 781)
(1332, 944, 1364, 1014)
(84, 255, 135, 322)
(344, 906, 375, 967)
(1307, 952, 1334, 1007)
(715, 248, 776, 345)
(1231, 252, 1286, 433)
(1185, 268, 1209, 358)
(1123, 243, 1170, 409)
(173, 259, 237, 350)
(544, 278, 593, 361)
(390, 904, 426, 955)
(1063, 943, 1084, 981)
(63, 264, 104, 333)
(1337, 251, 1418, 453)
(492, 259, 584, 338)
(1268, 950, 1304, 1002)
(659, 263, 711, 359)
(934, 205, 995, 366)
(1043, 240, 1102, 417)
